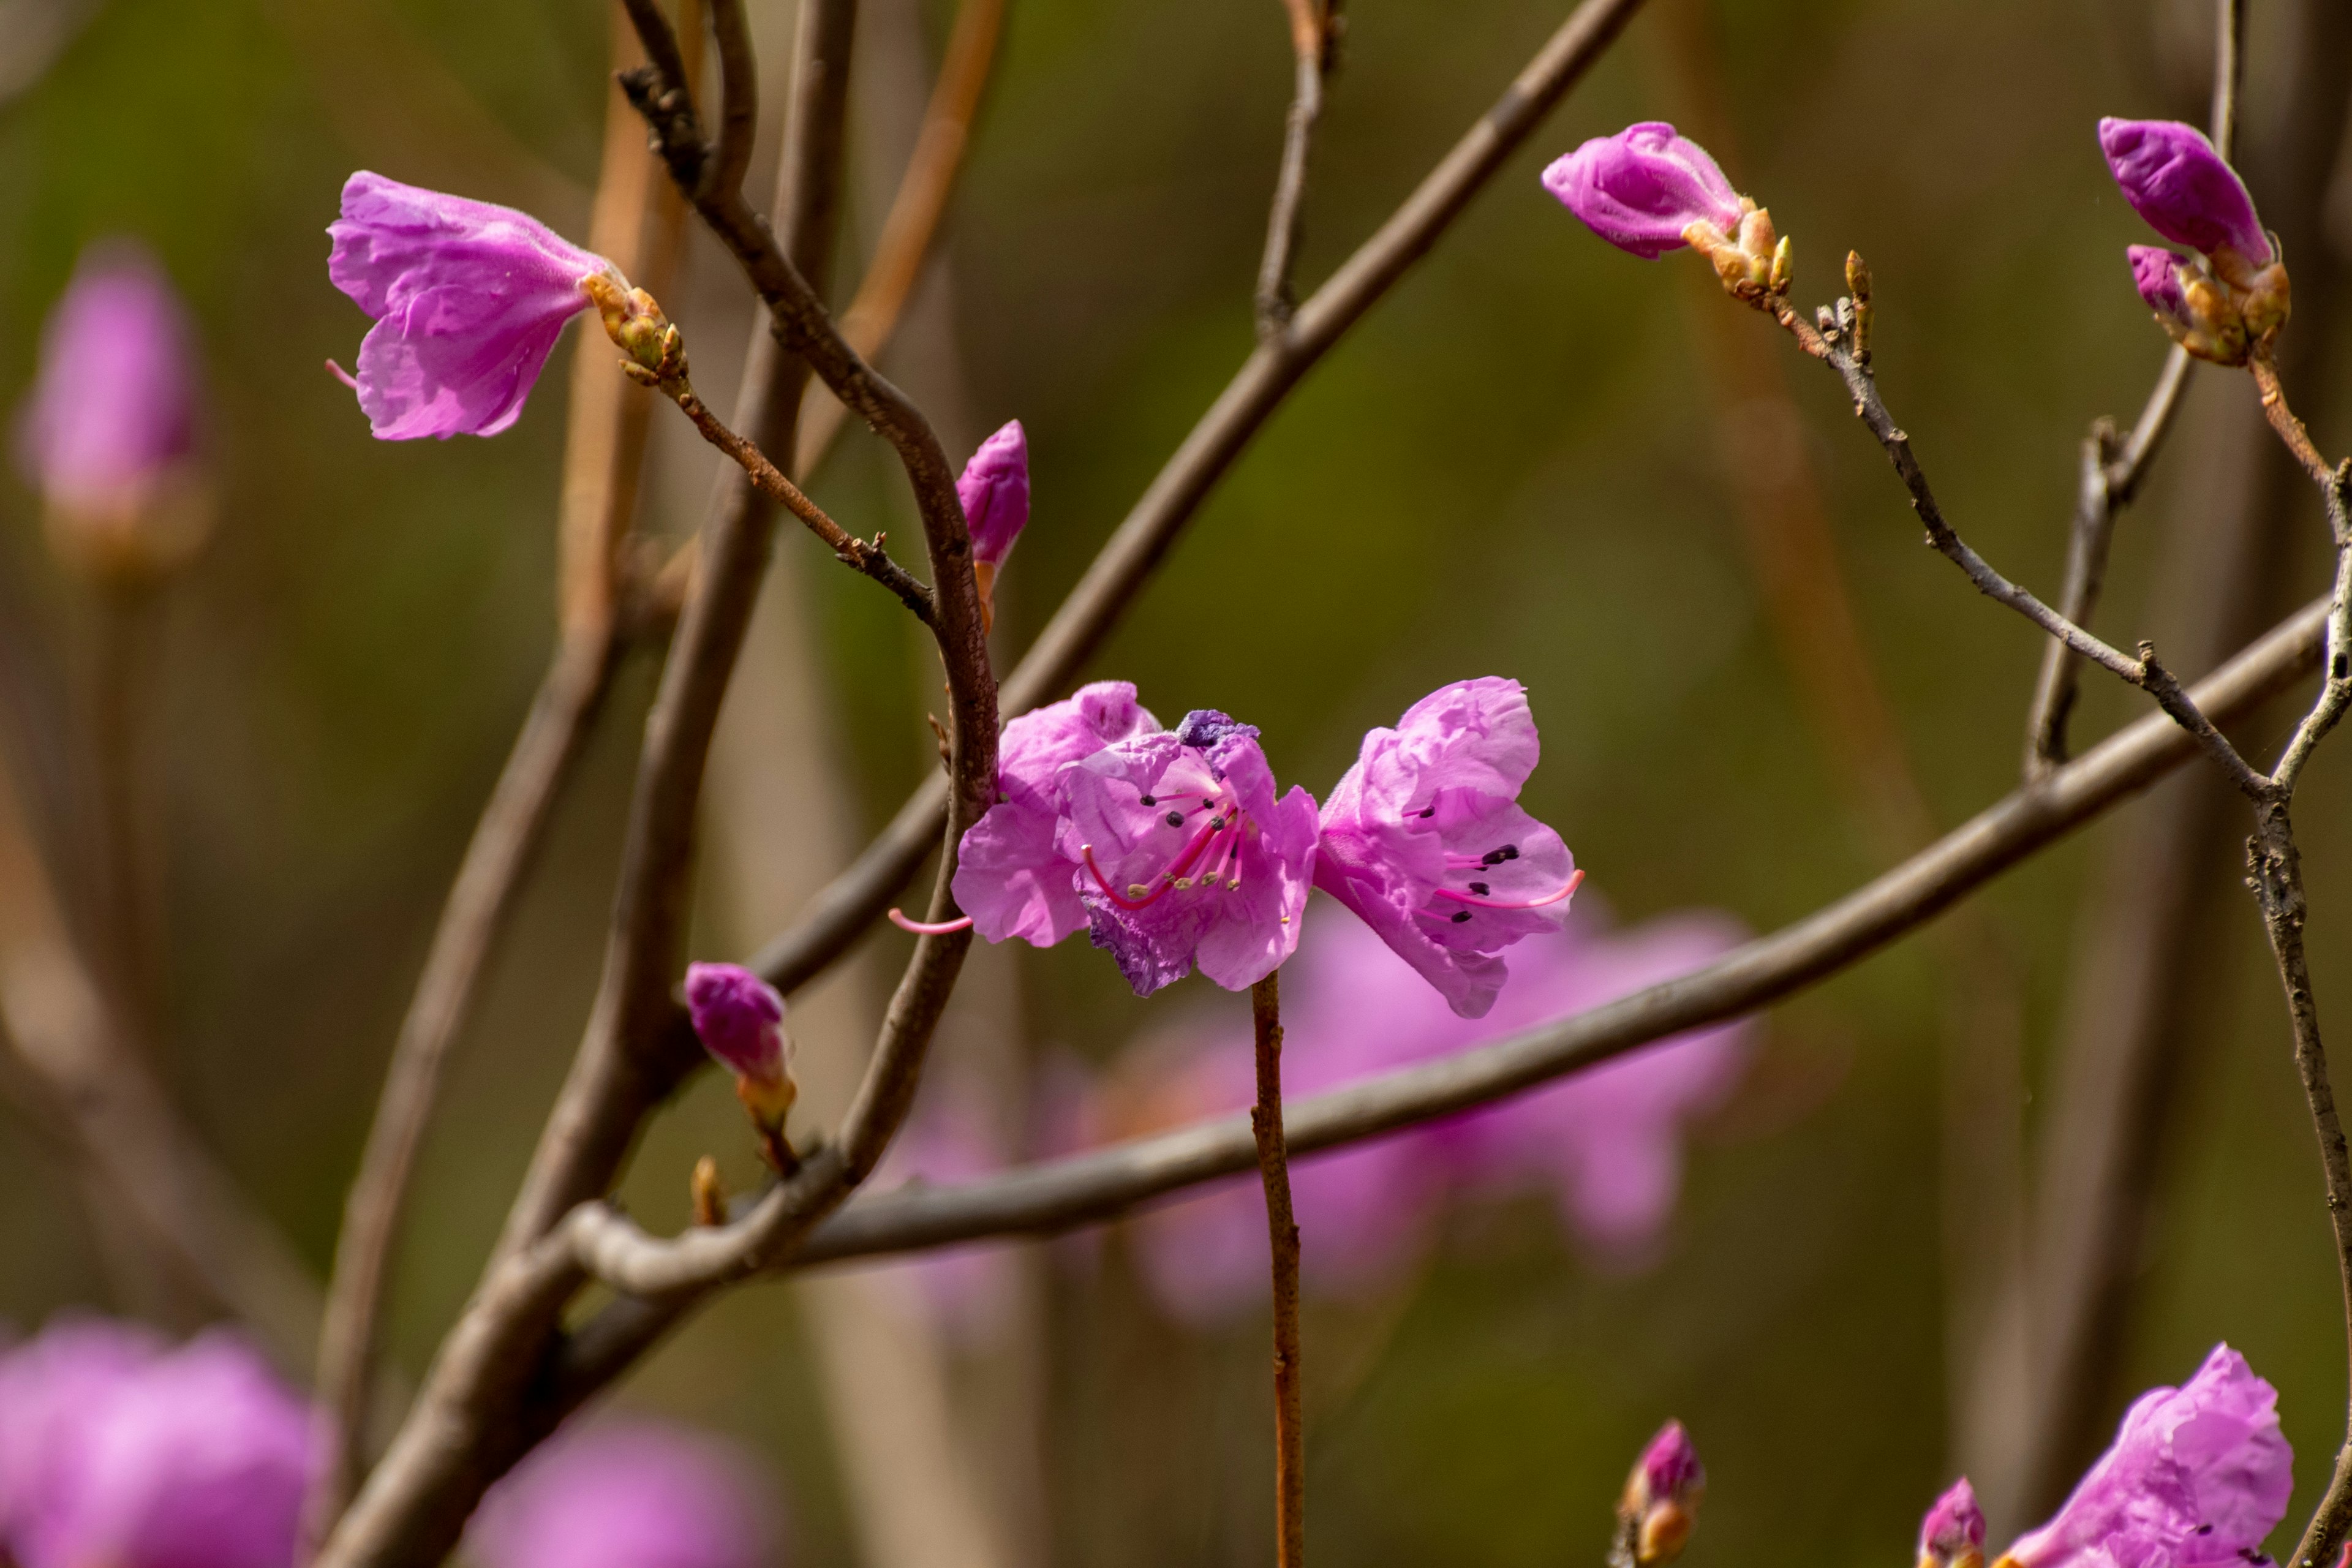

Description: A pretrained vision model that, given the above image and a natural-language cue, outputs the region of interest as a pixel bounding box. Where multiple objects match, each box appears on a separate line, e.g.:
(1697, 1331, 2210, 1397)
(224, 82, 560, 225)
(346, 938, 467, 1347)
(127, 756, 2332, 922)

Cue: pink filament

(889, 907, 975, 934)
(1080, 817, 1232, 911)
(1434, 867, 1584, 911)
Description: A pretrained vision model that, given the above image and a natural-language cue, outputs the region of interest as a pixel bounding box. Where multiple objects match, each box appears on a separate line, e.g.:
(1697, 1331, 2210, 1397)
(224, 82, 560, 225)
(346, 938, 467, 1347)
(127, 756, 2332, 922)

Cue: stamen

(1165, 810, 1185, 827)
(1451, 910, 1472, 923)
(889, 907, 974, 934)
(1080, 822, 1226, 911)
(1434, 867, 1583, 912)
(1139, 794, 1156, 807)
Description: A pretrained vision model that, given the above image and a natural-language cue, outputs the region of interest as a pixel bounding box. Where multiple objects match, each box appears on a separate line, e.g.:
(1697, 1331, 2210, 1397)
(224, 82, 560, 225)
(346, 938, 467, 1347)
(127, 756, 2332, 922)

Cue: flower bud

(684, 962, 795, 1134)
(958, 418, 1028, 633)
(2099, 119, 2271, 267)
(1544, 123, 1744, 260)
(17, 242, 211, 584)
(1919, 1479, 1986, 1568)
(582, 273, 682, 382)
(1615, 1421, 1705, 1568)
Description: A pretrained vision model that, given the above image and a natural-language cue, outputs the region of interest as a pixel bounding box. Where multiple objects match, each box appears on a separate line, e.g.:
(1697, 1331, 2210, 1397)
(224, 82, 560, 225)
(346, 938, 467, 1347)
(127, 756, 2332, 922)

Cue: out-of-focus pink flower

(2099, 119, 2271, 266)
(0, 1317, 163, 1547)
(954, 682, 1160, 948)
(17, 242, 210, 578)
(685, 962, 795, 1133)
(1314, 678, 1580, 1019)
(12, 1327, 317, 1568)
(1542, 123, 1744, 260)
(1119, 900, 1755, 1322)
(870, 1091, 1022, 1346)
(326, 172, 617, 440)
(469, 1420, 780, 1568)
(1998, 1345, 2291, 1568)
(1920, 1479, 1987, 1568)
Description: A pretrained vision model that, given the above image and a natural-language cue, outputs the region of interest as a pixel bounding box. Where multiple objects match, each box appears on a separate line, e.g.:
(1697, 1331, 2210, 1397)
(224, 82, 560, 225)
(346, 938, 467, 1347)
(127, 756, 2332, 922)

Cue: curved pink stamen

(325, 358, 361, 390)
(889, 907, 974, 934)
(1434, 867, 1583, 911)
(1082, 820, 1232, 911)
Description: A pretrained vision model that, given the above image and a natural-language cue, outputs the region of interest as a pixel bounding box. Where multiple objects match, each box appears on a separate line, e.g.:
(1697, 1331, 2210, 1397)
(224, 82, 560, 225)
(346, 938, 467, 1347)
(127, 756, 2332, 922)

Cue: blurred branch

(0, 741, 324, 1375)
(1251, 972, 1305, 1568)
(307, 0, 701, 1546)
(2020, 0, 2236, 777)
(565, 589, 2329, 1269)
(1255, 0, 1340, 337)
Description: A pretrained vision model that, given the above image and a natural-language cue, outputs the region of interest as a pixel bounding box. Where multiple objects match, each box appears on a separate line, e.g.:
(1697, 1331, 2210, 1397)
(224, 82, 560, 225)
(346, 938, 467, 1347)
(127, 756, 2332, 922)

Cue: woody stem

(1251, 970, 1305, 1568)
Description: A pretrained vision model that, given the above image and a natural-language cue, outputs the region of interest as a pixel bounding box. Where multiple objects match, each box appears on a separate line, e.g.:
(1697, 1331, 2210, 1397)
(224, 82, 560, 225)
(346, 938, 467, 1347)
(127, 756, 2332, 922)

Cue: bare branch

(1255, 0, 1338, 337)
(568, 590, 2325, 1272)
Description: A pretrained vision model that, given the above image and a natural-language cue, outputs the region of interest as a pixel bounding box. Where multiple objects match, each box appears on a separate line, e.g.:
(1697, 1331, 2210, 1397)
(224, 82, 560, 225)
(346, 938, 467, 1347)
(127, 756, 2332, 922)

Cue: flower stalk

(1250, 970, 1305, 1568)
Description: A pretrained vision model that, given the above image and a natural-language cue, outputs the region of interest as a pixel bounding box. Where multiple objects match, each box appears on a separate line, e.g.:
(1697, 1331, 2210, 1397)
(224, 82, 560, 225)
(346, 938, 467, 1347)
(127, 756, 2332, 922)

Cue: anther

(1419, 806, 1436, 818)
(1469, 882, 1489, 895)
(1175, 877, 1194, 890)
(1139, 794, 1156, 806)
(1165, 811, 1184, 828)
(1450, 910, 1472, 923)
(1480, 850, 1506, 867)
(1127, 883, 1150, 900)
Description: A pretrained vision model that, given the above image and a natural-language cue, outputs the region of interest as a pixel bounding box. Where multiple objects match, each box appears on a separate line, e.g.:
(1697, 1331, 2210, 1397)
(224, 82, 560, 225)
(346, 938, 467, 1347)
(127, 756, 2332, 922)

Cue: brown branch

(1251, 971, 1305, 1568)
(305, 4, 698, 1536)
(631, 589, 2325, 1268)
(1256, 0, 1338, 337)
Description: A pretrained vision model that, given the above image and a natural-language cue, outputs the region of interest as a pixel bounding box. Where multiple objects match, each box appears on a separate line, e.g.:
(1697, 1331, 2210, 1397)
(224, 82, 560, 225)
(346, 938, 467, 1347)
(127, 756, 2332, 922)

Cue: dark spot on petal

(1165, 811, 1185, 828)
(1469, 882, 1489, 895)
(1450, 910, 1472, 923)
(1139, 794, 1156, 807)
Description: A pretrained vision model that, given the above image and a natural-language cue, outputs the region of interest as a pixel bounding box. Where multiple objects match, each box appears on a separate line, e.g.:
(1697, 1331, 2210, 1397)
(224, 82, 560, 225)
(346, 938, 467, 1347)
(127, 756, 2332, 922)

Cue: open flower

(1997, 1344, 2291, 1568)
(18, 242, 210, 579)
(959, 418, 1028, 631)
(1544, 123, 1785, 297)
(469, 1420, 778, 1568)
(685, 962, 797, 1139)
(2098, 119, 2287, 363)
(954, 692, 1317, 996)
(1314, 677, 1580, 1018)
(326, 172, 620, 439)
(9, 1326, 317, 1568)
(954, 680, 1161, 948)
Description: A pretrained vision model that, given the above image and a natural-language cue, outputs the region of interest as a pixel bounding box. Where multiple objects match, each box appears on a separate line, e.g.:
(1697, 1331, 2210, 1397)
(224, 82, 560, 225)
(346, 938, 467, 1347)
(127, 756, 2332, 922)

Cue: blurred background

(0, 0, 2347, 1563)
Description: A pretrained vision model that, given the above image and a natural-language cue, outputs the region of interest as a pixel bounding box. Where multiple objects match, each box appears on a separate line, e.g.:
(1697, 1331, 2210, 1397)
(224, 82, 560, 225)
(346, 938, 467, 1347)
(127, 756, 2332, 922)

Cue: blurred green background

(0, 0, 2347, 1563)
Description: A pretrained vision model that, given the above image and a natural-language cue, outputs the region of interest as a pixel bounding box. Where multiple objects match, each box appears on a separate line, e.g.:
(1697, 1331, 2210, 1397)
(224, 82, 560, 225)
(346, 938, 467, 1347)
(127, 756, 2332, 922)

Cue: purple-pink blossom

(19, 244, 200, 522)
(4, 1324, 317, 1568)
(469, 1420, 779, 1568)
(327, 172, 617, 440)
(685, 962, 795, 1131)
(2000, 1344, 2291, 1568)
(1920, 1480, 1986, 1568)
(954, 694, 1317, 997)
(2098, 119, 2271, 266)
(1542, 123, 1746, 260)
(1117, 900, 1754, 1322)
(957, 418, 1029, 570)
(1314, 677, 1580, 1018)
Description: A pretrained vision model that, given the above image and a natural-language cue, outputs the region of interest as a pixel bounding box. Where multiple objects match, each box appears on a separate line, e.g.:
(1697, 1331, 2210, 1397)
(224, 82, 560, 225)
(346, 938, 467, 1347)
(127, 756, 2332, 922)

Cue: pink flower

(326, 172, 617, 440)
(1920, 1480, 1988, 1568)
(12, 1326, 318, 1568)
(1314, 678, 1580, 1018)
(1542, 123, 1746, 260)
(957, 419, 1028, 570)
(954, 681, 1161, 947)
(1120, 902, 1754, 1322)
(685, 962, 795, 1132)
(469, 1420, 780, 1568)
(956, 696, 1319, 997)
(0, 1317, 163, 1547)
(1999, 1345, 2291, 1568)
(2099, 119, 2271, 266)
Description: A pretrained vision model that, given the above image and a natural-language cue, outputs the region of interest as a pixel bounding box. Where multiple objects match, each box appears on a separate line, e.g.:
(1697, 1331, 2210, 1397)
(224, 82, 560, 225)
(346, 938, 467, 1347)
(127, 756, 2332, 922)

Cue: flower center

(1080, 782, 1256, 911)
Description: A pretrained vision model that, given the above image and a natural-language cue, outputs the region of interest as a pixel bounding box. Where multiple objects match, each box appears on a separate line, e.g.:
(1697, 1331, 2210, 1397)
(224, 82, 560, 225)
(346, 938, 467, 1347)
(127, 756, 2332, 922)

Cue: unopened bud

(1686, 202, 1784, 304)
(956, 418, 1029, 634)
(690, 1156, 728, 1227)
(1918, 1479, 1986, 1568)
(1615, 1421, 1705, 1568)
(2127, 243, 2286, 366)
(582, 272, 685, 381)
(684, 962, 797, 1136)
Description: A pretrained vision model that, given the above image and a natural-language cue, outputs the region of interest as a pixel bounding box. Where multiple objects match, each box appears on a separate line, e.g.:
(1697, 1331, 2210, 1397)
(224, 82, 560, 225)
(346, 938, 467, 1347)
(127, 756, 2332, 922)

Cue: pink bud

(684, 963, 789, 1088)
(1618, 1420, 1705, 1568)
(1918, 1479, 1986, 1568)
(2099, 118, 2271, 265)
(956, 418, 1029, 568)
(1542, 123, 1746, 260)
(1637, 1420, 1704, 1507)
(2128, 246, 2190, 323)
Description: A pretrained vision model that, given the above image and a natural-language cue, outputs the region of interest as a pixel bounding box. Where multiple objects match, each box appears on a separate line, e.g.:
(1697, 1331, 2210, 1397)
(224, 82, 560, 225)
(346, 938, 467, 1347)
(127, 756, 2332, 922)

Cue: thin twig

(1255, 0, 1338, 338)
(1251, 971, 1305, 1568)
(545, 590, 2329, 1271)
